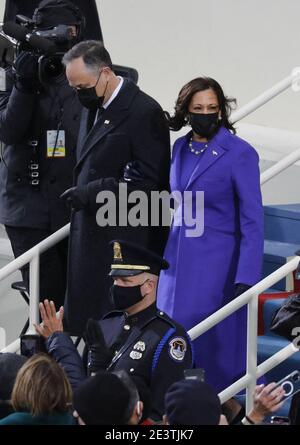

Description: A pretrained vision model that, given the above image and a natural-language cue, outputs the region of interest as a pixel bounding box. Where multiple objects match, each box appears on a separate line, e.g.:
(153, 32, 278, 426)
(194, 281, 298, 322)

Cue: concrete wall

(95, 0, 300, 132)
(0, 0, 299, 131)
(0, 0, 299, 205)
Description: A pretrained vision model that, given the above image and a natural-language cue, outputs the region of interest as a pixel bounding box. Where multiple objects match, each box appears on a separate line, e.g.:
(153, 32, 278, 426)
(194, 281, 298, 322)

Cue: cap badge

(113, 241, 123, 261)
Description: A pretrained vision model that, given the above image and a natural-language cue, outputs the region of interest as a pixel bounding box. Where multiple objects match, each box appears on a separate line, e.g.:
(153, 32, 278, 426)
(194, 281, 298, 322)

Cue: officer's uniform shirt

(108, 303, 156, 357)
(98, 303, 194, 421)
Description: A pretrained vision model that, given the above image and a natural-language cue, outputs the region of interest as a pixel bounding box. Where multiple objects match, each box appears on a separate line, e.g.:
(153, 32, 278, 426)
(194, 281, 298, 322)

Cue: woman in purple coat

(157, 77, 264, 392)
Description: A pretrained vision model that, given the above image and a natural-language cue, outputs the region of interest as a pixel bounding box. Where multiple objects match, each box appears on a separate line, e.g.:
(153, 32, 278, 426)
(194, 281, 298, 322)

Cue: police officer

(35, 240, 194, 421)
(0, 0, 84, 307)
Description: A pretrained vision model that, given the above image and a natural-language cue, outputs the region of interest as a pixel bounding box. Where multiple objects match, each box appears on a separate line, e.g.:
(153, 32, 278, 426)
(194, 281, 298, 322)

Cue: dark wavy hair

(166, 77, 237, 133)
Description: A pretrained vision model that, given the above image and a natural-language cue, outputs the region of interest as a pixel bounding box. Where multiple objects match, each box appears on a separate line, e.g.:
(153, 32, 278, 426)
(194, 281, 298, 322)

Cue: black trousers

(5, 225, 68, 308)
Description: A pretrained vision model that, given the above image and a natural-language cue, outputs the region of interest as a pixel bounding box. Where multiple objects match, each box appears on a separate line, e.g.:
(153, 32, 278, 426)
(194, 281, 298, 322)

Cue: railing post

(246, 293, 259, 413)
(28, 251, 40, 334)
(260, 147, 300, 185)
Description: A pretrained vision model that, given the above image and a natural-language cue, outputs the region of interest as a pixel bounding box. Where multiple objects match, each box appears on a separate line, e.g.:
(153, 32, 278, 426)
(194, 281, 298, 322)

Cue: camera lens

(44, 56, 63, 79)
(38, 55, 65, 83)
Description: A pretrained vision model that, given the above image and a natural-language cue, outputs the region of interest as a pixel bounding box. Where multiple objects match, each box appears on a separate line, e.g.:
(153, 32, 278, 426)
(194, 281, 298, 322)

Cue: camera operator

(0, 0, 85, 307)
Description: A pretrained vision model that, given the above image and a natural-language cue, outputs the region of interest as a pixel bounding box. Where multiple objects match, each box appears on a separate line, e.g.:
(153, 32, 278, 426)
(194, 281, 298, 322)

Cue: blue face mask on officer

(110, 279, 149, 311)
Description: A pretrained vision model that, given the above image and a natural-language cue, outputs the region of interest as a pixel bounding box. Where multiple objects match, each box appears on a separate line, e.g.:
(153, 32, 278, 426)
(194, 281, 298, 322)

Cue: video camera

(0, 1, 84, 85)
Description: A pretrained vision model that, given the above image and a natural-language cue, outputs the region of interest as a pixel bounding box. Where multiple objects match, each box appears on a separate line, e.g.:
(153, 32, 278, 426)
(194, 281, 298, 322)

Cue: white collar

(103, 76, 124, 109)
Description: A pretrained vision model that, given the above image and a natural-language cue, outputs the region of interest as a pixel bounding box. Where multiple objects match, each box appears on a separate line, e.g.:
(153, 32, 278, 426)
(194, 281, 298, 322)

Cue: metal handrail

(2, 136, 299, 332)
(1, 69, 300, 407)
(231, 71, 298, 123)
(260, 147, 300, 184)
(188, 255, 300, 411)
(0, 224, 69, 333)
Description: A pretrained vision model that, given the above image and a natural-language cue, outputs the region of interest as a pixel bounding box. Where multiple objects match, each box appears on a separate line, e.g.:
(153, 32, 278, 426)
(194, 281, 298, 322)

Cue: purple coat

(157, 126, 264, 392)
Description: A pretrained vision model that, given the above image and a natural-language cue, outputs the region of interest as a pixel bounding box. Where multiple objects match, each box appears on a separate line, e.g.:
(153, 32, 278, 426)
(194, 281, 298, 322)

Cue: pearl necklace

(188, 138, 208, 155)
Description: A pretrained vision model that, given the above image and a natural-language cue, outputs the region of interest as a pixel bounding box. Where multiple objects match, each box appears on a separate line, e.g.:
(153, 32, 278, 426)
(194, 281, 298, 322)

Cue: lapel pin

(104, 120, 110, 125)
(212, 150, 218, 156)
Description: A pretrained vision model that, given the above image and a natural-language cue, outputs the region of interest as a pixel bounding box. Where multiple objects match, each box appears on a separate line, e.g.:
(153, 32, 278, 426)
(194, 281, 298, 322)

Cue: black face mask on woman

(110, 280, 149, 311)
(189, 112, 220, 139)
(76, 70, 108, 110)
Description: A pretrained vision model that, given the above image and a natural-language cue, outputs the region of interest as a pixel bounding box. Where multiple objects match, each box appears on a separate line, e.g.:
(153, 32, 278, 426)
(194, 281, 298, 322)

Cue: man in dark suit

(60, 41, 170, 335)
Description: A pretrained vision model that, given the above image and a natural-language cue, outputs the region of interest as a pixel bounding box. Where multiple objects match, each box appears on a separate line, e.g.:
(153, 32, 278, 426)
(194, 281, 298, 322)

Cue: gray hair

(62, 40, 113, 75)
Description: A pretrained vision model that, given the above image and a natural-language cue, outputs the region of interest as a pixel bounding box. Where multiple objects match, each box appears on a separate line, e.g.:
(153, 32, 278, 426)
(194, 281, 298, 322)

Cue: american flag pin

(104, 120, 110, 124)
(212, 150, 218, 156)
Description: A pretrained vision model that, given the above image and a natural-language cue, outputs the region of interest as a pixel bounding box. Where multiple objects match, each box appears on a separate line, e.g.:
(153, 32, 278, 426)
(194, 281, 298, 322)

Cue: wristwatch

(241, 415, 255, 425)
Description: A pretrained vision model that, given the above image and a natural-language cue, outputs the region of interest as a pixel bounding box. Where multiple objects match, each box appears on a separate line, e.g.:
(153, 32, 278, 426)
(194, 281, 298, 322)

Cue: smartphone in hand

(272, 370, 300, 401)
(20, 334, 45, 358)
(184, 368, 205, 382)
(270, 416, 290, 425)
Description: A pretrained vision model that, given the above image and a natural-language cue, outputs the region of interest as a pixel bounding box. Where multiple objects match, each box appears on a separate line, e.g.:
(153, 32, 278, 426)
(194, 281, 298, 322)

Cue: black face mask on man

(76, 69, 108, 110)
(110, 280, 149, 311)
(189, 112, 220, 139)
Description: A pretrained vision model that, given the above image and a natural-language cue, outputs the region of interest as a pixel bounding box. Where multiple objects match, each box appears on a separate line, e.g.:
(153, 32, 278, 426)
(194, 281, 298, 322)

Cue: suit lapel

(185, 127, 230, 189)
(75, 80, 139, 171)
(186, 144, 226, 189)
(170, 133, 189, 192)
(76, 108, 88, 161)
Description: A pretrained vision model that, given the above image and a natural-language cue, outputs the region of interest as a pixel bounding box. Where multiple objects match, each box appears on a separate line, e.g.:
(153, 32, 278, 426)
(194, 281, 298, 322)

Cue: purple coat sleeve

(232, 145, 264, 286)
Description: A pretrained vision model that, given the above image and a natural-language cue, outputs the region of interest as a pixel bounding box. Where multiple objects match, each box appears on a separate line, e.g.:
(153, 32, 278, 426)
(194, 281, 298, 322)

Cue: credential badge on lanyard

(47, 130, 66, 158)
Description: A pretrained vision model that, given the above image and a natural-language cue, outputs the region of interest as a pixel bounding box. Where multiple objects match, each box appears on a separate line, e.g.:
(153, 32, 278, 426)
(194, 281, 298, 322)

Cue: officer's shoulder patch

(168, 337, 187, 362)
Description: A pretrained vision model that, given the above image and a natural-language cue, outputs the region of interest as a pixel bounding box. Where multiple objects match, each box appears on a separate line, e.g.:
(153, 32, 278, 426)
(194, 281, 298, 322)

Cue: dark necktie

(96, 106, 105, 122)
(87, 106, 105, 133)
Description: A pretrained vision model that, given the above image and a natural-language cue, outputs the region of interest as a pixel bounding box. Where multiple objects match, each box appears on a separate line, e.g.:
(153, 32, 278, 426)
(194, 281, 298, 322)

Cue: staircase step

(264, 240, 300, 259)
(264, 204, 300, 244)
(263, 240, 300, 291)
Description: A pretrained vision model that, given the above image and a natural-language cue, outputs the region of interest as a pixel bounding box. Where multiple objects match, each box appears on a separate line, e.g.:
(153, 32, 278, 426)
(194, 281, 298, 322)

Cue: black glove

(60, 186, 89, 211)
(234, 283, 251, 298)
(85, 319, 113, 375)
(123, 161, 144, 183)
(13, 51, 39, 93)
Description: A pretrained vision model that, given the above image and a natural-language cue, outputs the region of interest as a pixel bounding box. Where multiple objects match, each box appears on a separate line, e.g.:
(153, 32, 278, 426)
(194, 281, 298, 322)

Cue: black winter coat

(0, 68, 82, 231)
(64, 79, 171, 335)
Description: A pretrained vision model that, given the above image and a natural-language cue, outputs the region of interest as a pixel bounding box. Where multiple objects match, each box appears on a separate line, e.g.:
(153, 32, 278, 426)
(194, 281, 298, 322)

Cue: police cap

(109, 240, 169, 277)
